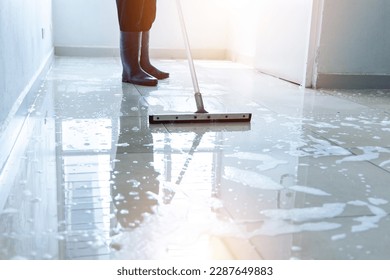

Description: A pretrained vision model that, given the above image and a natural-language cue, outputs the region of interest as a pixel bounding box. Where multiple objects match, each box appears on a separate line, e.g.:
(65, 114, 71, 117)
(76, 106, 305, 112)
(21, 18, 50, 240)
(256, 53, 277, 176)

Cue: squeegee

(148, 0, 252, 124)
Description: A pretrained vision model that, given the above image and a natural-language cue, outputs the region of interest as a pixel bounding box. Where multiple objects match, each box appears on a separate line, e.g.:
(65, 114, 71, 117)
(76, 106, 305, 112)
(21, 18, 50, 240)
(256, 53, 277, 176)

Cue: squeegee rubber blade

(149, 113, 252, 124)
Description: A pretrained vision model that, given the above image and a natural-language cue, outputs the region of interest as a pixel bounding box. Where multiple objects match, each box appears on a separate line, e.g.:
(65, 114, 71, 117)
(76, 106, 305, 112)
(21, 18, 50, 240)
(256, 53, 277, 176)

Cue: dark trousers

(116, 0, 157, 32)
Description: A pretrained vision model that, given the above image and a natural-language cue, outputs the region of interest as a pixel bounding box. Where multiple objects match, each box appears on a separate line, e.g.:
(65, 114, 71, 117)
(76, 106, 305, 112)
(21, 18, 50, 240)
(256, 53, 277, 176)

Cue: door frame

(303, 0, 325, 88)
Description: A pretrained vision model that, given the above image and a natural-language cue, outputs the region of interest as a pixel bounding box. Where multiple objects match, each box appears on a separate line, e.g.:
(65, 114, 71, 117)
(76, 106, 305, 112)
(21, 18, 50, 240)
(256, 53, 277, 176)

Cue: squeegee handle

(175, 0, 200, 94)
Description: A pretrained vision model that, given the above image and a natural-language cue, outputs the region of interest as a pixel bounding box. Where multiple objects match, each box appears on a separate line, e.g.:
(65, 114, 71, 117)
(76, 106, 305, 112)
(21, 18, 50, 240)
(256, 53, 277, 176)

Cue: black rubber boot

(120, 31, 158, 86)
(140, 31, 170, 80)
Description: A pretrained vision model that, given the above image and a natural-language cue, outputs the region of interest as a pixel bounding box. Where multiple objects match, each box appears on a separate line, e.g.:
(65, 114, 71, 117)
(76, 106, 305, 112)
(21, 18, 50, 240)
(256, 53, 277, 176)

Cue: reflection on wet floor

(0, 57, 389, 260)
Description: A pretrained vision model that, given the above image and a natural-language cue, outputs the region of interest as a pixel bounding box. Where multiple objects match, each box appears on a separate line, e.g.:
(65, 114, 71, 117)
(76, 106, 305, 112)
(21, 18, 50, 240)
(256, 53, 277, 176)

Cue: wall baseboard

(0, 49, 54, 176)
(316, 73, 390, 89)
(55, 46, 228, 60)
(149, 49, 228, 60)
(226, 50, 255, 67)
(55, 46, 120, 57)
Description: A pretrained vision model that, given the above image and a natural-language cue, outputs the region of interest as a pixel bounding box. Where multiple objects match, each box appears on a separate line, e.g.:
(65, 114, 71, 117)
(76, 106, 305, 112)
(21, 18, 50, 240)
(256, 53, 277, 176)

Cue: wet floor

(0, 56, 389, 260)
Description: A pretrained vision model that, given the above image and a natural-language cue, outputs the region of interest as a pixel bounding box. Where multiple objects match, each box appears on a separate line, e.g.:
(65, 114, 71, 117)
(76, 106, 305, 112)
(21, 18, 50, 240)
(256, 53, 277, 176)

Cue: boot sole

(122, 78, 158, 87)
(141, 67, 170, 80)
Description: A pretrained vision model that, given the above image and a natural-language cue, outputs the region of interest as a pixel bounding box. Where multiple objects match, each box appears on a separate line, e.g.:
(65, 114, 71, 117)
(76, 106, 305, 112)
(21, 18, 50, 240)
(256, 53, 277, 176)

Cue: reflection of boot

(120, 31, 158, 86)
(140, 31, 169, 80)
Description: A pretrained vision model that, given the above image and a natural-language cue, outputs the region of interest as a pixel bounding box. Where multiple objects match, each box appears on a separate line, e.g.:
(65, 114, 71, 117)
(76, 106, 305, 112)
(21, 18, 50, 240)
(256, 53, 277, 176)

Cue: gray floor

(0, 56, 389, 260)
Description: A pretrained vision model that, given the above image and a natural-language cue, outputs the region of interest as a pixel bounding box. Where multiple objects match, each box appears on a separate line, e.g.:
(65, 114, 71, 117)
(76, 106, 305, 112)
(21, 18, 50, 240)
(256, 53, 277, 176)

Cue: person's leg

(116, 0, 145, 32)
(116, 0, 157, 86)
(137, 0, 169, 80)
(140, 31, 169, 80)
(120, 31, 158, 86)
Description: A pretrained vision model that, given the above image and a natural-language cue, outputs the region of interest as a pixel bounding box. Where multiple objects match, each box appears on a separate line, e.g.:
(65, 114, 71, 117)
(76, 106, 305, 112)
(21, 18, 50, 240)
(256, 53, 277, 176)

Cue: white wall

(52, 0, 312, 83)
(226, 0, 260, 64)
(153, 0, 229, 50)
(315, 0, 390, 88)
(53, 0, 230, 58)
(0, 0, 53, 177)
(53, 0, 119, 48)
(0, 0, 53, 130)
